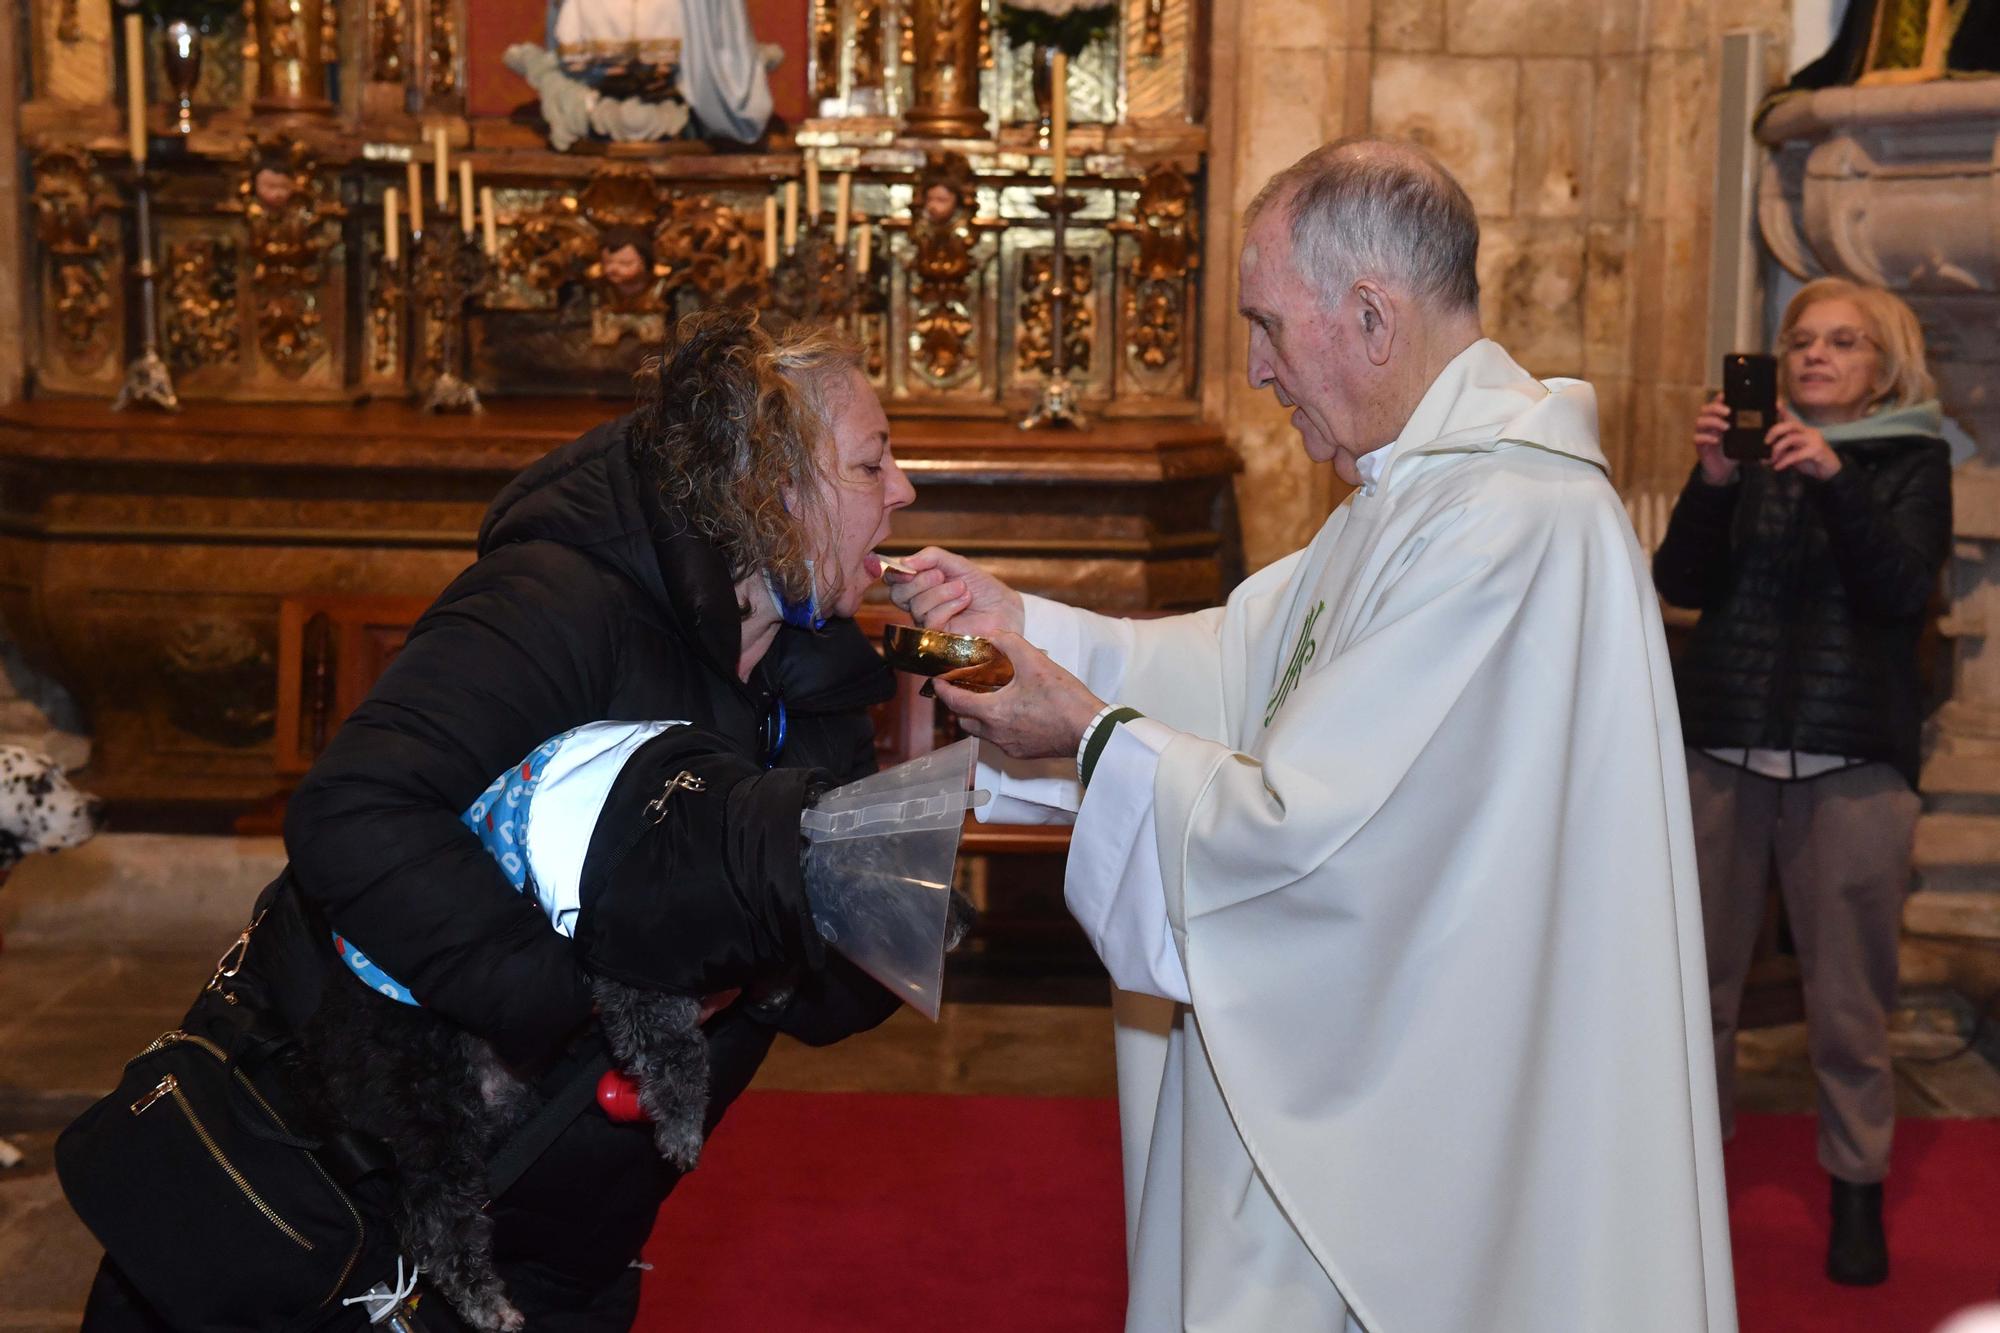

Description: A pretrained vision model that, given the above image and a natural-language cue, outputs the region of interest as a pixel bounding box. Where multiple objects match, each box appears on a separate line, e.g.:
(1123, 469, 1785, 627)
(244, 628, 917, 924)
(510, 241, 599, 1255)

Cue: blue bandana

(332, 731, 571, 1006)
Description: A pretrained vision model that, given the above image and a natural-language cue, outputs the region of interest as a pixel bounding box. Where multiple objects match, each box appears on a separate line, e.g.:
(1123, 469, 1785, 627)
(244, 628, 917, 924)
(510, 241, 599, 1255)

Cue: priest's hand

(934, 632, 1104, 761)
(884, 547, 1025, 639)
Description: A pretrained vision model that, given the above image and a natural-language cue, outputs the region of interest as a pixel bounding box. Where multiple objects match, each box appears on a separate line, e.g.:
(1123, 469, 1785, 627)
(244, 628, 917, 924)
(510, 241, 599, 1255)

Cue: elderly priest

(889, 138, 1737, 1333)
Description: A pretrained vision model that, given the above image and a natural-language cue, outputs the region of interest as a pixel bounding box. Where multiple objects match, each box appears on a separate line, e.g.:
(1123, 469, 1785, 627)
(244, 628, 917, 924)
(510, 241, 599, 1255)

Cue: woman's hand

(884, 546, 1025, 638)
(1694, 395, 1738, 486)
(1767, 406, 1843, 480)
(933, 632, 1103, 761)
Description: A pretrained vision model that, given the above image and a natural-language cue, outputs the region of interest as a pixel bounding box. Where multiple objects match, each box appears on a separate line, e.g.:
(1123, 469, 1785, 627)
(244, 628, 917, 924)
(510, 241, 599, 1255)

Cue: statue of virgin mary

(505, 0, 775, 149)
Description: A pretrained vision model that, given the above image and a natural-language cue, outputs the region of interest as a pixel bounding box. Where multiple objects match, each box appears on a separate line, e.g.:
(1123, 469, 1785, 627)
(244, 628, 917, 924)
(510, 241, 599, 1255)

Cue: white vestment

(980, 339, 1737, 1332)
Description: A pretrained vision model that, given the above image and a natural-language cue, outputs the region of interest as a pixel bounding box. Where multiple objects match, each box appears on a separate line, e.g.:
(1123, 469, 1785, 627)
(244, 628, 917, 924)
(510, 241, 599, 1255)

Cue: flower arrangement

(997, 0, 1119, 57)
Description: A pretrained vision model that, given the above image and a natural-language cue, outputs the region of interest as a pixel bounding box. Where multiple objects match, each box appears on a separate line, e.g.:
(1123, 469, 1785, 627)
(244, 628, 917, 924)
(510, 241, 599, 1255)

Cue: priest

(889, 138, 1737, 1332)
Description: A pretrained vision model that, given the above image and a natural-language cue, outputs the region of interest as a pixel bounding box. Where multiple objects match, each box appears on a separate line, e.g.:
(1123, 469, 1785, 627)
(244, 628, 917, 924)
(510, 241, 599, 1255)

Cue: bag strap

(485, 1047, 613, 1204)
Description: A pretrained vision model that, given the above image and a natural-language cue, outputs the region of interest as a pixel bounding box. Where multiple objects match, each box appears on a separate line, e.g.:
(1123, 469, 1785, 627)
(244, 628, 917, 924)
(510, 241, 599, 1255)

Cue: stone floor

(0, 945, 1994, 1330)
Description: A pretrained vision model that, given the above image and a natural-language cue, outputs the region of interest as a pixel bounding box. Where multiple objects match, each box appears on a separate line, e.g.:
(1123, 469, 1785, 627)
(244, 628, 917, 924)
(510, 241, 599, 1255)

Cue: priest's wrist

(1078, 706, 1144, 787)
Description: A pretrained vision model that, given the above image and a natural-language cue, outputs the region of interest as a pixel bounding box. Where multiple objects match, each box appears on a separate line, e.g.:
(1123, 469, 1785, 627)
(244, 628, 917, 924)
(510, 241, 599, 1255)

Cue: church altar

(8, 0, 1227, 814)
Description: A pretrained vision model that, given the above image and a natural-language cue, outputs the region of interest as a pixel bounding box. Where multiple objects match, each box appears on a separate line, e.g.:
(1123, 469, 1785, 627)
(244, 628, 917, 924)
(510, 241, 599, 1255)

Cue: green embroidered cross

(1264, 599, 1323, 727)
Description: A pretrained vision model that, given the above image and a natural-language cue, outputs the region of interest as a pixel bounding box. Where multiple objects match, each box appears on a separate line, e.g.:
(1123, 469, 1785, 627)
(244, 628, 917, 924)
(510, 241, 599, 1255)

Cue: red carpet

(640, 1094, 2000, 1332)
(1725, 1113, 2000, 1333)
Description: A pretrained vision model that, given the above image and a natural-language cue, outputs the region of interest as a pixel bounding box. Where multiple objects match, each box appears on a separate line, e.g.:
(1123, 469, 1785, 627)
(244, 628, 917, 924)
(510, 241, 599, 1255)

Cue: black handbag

(56, 914, 391, 1333)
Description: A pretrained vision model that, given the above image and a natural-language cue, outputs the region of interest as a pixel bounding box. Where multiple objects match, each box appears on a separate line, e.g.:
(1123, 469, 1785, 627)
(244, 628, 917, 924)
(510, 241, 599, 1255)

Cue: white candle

(481, 186, 497, 257)
(804, 153, 820, 224)
(124, 13, 147, 164)
(1051, 52, 1068, 189)
(783, 181, 799, 251)
(857, 222, 872, 275)
(835, 173, 853, 249)
(406, 159, 423, 234)
(383, 187, 400, 262)
(764, 194, 780, 270)
(433, 126, 449, 208)
(459, 160, 475, 234)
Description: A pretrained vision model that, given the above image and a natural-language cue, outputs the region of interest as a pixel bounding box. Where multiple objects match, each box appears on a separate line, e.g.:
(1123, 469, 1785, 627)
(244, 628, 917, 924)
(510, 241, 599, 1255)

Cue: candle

(834, 173, 853, 249)
(124, 13, 147, 164)
(433, 126, 449, 208)
(783, 181, 799, 252)
(384, 187, 400, 263)
(804, 153, 820, 224)
(857, 222, 872, 275)
(763, 194, 780, 270)
(406, 159, 423, 233)
(1051, 52, 1068, 189)
(481, 186, 497, 257)
(459, 160, 475, 234)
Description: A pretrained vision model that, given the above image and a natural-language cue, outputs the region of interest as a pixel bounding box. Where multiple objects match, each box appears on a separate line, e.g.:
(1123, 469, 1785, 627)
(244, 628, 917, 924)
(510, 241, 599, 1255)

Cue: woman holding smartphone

(1654, 277, 1951, 1286)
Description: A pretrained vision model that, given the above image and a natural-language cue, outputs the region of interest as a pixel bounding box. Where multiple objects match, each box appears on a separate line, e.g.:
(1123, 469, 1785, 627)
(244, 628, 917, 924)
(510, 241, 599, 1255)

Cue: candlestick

(384, 188, 400, 263)
(481, 186, 497, 257)
(764, 194, 780, 270)
(406, 159, 424, 234)
(459, 160, 475, 234)
(804, 154, 820, 224)
(783, 181, 799, 251)
(835, 174, 852, 249)
(856, 222, 872, 275)
(113, 164, 177, 411)
(1051, 52, 1068, 189)
(433, 127, 449, 208)
(124, 13, 148, 164)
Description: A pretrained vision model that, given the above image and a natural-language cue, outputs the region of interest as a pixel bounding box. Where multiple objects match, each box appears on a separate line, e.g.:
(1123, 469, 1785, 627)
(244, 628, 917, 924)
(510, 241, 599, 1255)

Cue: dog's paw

(652, 1115, 705, 1172)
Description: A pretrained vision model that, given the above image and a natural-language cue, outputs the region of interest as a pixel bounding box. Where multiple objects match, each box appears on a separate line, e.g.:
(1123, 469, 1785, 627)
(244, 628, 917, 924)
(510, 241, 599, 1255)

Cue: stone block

(1640, 50, 1713, 222)
(1646, 0, 1710, 53)
(1514, 58, 1592, 217)
(1232, 46, 1331, 214)
(1595, 0, 1646, 56)
(1443, 0, 1595, 56)
(0, 832, 286, 949)
(1325, 44, 1373, 139)
(1370, 55, 1520, 217)
(1246, 0, 1333, 53)
(1583, 220, 1636, 374)
(1479, 219, 1586, 377)
(1230, 396, 1335, 570)
(1591, 374, 1634, 480)
(1905, 888, 2000, 941)
(1373, 0, 1444, 52)
(1586, 57, 1646, 219)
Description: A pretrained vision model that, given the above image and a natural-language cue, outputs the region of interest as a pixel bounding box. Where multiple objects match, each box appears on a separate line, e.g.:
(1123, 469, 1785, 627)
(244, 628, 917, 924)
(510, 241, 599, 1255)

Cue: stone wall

(1205, 0, 1793, 568)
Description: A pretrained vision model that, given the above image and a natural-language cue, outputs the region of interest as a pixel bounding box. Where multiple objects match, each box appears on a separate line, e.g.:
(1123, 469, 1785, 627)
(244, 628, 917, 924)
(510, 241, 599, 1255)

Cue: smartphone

(1721, 353, 1778, 463)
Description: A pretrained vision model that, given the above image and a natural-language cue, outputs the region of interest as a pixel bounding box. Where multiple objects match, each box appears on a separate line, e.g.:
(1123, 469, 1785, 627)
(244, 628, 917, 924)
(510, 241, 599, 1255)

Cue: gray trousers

(1686, 749, 1920, 1183)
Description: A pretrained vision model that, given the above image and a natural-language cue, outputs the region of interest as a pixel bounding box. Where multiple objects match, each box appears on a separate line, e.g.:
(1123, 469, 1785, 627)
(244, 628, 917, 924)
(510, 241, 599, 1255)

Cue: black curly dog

(304, 974, 708, 1332)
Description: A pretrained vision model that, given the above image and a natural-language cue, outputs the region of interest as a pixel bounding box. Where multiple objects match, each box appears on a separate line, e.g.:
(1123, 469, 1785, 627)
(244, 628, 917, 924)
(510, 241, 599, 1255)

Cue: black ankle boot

(1826, 1177, 1888, 1285)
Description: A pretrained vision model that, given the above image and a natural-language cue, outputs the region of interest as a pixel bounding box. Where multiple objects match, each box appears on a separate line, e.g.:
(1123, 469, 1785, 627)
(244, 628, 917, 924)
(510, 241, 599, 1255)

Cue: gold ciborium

(882, 624, 1015, 696)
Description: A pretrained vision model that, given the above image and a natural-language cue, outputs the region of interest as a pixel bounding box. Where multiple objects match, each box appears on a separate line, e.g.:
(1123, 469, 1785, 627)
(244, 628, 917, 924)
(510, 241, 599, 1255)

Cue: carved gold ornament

(813, 0, 841, 100)
(233, 137, 347, 377)
(372, 0, 406, 81)
(1019, 250, 1092, 374)
(907, 153, 990, 385)
(164, 238, 242, 372)
(1113, 162, 1198, 372)
(31, 147, 118, 370)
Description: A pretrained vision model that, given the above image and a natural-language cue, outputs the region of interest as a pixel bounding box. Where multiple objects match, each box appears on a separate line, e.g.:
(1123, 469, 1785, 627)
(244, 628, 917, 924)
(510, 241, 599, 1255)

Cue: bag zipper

(132, 1030, 367, 1304)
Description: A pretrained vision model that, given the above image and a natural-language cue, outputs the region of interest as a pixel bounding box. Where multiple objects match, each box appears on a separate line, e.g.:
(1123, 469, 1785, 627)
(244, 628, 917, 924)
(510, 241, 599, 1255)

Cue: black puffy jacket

(1652, 431, 1952, 788)
(251, 412, 900, 1291)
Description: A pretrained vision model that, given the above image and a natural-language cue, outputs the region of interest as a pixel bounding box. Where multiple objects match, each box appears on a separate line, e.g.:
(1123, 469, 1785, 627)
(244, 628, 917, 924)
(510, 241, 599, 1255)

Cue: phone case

(1722, 354, 1777, 463)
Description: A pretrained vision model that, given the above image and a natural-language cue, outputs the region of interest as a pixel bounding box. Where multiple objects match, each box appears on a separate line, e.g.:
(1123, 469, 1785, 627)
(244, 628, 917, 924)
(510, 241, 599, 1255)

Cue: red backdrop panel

(464, 0, 811, 131)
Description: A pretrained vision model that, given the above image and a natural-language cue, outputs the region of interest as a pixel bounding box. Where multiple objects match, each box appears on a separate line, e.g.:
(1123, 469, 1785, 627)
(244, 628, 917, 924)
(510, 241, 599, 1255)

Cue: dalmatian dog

(0, 744, 104, 881)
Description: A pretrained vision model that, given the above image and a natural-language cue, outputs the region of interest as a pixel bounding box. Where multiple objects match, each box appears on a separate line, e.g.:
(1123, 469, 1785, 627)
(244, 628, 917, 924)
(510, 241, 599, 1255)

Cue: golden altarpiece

(2, 0, 1233, 822)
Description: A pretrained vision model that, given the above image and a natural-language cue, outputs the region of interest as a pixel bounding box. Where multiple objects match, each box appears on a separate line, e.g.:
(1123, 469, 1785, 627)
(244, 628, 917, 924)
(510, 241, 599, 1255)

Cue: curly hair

(630, 309, 867, 611)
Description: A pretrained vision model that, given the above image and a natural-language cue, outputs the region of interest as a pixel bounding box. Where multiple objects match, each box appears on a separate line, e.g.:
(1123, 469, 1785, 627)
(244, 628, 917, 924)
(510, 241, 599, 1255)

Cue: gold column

(251, 0, 333, 114)
(903, 0, 986, 138)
